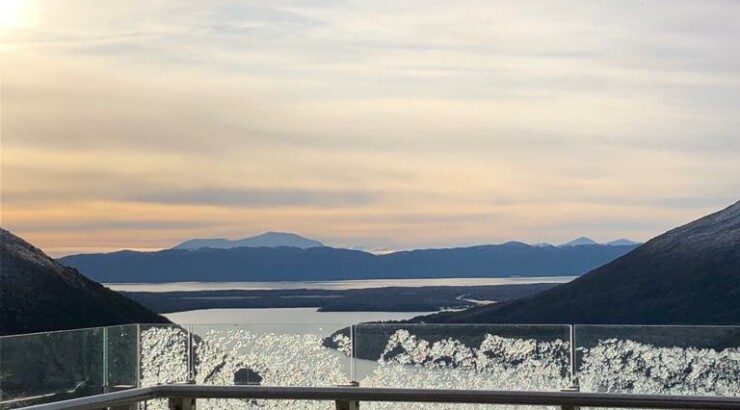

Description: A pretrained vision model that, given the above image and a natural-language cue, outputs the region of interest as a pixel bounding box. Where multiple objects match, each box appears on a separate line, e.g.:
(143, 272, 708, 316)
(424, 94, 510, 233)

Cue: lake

(106, 276, 576, 292)
(165, 307, 430, 325)
(128, 277, 576, 328)
(164, 307, 440, 381)
(153, 277, 575, 382)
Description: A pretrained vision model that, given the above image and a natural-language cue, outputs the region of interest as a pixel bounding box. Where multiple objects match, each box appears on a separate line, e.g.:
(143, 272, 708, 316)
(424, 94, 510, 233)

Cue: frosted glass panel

(139, 324, 189, 386)
(354, 324, 572, 389)
(190, 323, 352, 410)
(575, 325, 740, 396)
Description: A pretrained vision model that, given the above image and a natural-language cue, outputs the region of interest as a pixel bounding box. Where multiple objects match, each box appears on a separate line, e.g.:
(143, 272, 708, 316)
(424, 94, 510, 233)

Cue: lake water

(165, 307, 430, 325)
(129, 277, 576, 330)
(164, 308, 437, 381)
(155, 277, 575, 382)
(106, 276, 576, 292)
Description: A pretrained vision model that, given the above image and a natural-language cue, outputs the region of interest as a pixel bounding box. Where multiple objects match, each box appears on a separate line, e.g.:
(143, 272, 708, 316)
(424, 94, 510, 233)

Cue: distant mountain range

(560, 236, 600, 246)
(604, 238, 642, 246)
(558, 237, 641, 247)
(0, 228, 168, 335)
(60, 240, 639, 283)
(173, 231, 324, 250)
(171, 231, 639, 251)
(420, 200, 740, 325)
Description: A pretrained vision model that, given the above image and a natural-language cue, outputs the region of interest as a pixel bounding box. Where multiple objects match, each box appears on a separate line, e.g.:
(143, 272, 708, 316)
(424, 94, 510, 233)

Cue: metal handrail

(17, 384, 740, 410)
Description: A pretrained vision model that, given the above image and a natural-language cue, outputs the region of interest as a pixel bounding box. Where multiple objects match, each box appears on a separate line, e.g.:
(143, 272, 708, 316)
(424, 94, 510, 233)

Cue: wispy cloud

(127, 188, 377, 208)
(1, 0, 738, 253)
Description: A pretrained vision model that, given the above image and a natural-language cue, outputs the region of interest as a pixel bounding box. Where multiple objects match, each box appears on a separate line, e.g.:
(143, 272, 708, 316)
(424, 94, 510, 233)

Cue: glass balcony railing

(1, 323, 739, 409)
(575, 325, 740, 396)
(0, 327, 106, 408)
(353, 324, 573, 392)
(106, 324, 139, 390)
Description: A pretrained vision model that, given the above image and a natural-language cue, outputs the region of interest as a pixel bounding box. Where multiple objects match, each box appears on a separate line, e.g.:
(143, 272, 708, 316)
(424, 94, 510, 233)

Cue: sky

(1, 0, 738, 256)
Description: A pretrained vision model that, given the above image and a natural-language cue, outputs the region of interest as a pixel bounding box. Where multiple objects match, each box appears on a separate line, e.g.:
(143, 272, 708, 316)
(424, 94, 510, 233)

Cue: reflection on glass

(106, 324, 139, 390)
(354, 324, 572, 393)
(576, 325, 740, 395)
(189, 323, 352, 410)
(2, 323, 739, 410)
(0, 327, 104, 407)
(139, 324, 189, 386)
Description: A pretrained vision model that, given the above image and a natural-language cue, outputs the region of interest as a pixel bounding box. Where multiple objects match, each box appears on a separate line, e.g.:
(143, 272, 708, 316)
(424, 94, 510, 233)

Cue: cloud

(126, 188, 377, 208)
(11, 220, 215, 233)
(1, 0, 738, 252)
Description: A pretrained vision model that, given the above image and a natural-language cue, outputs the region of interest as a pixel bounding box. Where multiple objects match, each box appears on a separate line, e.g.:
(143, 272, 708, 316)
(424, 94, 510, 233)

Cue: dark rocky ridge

(419, 200, 740, 325)
(0, 228, 169, 336)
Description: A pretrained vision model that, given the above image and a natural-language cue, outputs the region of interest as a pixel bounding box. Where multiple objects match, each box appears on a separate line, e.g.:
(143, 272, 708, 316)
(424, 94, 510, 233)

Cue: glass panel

(191, 323, 353, 410)
(354, 324, 572, 390)
(575, 325, 740, 396)
(107, 324, 139, 390)
(0, 327, 104, 408)
(139, 324, 189, 386)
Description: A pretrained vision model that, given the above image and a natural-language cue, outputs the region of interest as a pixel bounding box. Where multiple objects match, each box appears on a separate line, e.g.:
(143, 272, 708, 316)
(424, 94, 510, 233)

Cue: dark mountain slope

(0, 228, 169, 335)
(421, 201, 740, 325)
(59, 242, 638, 283)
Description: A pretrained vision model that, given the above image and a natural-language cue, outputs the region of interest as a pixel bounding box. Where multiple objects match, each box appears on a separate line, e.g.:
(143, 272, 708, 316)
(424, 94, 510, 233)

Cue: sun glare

(0, 0, 35, 29)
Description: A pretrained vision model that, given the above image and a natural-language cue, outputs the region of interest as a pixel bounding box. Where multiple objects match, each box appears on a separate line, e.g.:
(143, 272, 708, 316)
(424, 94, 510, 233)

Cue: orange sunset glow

(1, 1, 738, 256)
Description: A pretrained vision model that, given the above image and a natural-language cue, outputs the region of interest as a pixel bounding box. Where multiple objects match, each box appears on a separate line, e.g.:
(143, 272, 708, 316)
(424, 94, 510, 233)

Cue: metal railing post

(167, 397, 196, 410)
(561, 325, 580, 410)
(110, 403, 138, 410)
(102, 327, 109, 394)
(136, 324, 142, 388)
(350, 325, 356, 382)
(335, 399, 359, 410)
(336, 381, 360, 410)
(560, 385, 580, 410)
(569, 324, 579, 391)
(187, 325, 195, 383)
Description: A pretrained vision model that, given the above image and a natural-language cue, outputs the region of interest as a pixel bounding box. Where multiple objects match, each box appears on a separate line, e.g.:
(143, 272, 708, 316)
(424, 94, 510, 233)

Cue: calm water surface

(107, 276, 576, 292)
(166, 307, 425, 380)
(165, 307, 431, 325)
(132, 278, 577, 330)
